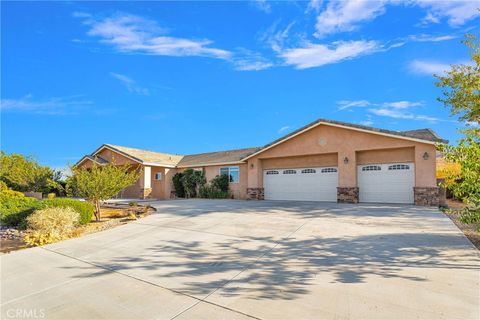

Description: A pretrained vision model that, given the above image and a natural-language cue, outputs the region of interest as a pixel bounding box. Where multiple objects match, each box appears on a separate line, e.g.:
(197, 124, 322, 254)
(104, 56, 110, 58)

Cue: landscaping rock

(0, 225, 24, 240)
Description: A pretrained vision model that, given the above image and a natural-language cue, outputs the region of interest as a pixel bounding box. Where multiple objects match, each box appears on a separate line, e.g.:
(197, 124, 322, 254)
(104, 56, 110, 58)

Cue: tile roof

(177, 147, 260, 167)
(104, 144, 183, 166)
(258, 118, 447, 152)
(80, 119, 446, 168)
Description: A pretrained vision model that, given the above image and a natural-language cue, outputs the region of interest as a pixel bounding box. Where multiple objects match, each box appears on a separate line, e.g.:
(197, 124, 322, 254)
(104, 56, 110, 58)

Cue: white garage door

(264, 167, 338, 201)
(358, 163, 414, 204)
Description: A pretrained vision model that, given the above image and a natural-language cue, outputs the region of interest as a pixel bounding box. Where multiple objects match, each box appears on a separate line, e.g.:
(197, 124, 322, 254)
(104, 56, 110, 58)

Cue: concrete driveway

(1, 200, 479, 319)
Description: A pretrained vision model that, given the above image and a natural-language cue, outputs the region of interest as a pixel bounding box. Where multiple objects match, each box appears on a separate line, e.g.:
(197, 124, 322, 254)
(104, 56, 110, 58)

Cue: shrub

(211, 174, 229, 192)
(172, 172, 185, 198)
(47, 193, 56, 199)
(24, 207, 80, 246)
(40, 198, 94, 225)
(199, 184, 229, 199)
(0, 193, 41, 227)
(181, 169, 205, 198)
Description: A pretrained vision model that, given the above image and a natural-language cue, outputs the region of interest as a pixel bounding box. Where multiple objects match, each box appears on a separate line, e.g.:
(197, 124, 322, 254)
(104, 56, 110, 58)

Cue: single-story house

(76, 118, 447, 205)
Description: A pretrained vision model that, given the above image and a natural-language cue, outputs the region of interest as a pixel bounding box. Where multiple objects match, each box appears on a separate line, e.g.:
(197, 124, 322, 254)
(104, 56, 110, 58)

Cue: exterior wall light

(344, 157, 349, 164)
(250, 163, 254, 168)
(423, 152, 429, 160)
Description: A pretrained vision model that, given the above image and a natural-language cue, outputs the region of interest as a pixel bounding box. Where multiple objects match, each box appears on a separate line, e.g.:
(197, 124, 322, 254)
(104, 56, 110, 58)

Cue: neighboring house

(76, 118, 447, 205)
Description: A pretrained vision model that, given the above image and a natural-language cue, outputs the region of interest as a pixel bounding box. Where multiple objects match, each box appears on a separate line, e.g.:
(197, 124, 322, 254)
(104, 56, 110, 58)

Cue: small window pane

(362, 165, 381, 171)
(283, 169, 297, 174)
(229, 170, 239, 183)
(220, 168, 229, 177)
(266, 170, 279, 175)
(301, 169, 316, 174)
(388, 164, 410, 170)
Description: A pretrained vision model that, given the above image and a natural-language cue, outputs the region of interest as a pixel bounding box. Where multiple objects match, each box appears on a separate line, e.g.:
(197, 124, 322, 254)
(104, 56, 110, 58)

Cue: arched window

(266, 170, 279, 175)
(388, 164, 410, 170)
(321, 168, 337, 173)
(283, 169, 297, 174)
(301, 169, 316, 174)
(362, 165, 381, 171)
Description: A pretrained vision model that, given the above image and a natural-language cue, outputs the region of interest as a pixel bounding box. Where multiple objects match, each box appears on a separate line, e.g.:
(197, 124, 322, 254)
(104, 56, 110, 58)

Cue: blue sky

(1, 1, 479, 169)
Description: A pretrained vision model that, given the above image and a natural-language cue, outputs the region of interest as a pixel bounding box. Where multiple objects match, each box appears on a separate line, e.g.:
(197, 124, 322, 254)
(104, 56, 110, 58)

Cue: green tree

(436, 34, 480, 223)
(0, 152, 63, 193)
(180, 169, 205, 198)
(70, 160, 140, 221)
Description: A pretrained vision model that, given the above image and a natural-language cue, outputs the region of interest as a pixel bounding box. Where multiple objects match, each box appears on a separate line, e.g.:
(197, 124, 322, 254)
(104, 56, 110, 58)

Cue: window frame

(321, 167, 337, 173)
(388, 164, 410, 171)
(154, 172, 162, 180)
(361, 165, 382, 172)
(301, 168, 316, 174)
(283, 169, 297, 174)
(219, 166, 240, 183)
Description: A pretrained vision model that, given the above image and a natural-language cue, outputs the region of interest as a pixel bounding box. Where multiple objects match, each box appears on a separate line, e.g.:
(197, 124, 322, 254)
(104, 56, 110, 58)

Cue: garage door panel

(264, 167, 338, 202)
(358, 163, 414, 204)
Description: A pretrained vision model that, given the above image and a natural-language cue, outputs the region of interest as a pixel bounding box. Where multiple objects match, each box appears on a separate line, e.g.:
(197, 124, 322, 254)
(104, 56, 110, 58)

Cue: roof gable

(242, 118, 446, 161)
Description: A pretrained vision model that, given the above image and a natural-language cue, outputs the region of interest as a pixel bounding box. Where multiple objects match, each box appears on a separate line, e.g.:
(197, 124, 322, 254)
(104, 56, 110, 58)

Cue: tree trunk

(94, 200, 101, 221)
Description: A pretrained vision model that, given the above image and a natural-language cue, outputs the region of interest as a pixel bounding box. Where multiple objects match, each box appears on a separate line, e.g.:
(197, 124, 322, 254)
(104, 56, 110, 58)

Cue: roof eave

(241, 120, 439, 161)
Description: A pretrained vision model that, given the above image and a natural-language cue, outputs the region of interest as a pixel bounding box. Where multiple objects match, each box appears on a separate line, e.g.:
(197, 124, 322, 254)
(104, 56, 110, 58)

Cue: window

(154, 172, 162, 180)
(321, 168, 337, 173)
(220, 166, 240, 183)
(388, 164, 410, 170)
(362, 165, 381, 171)
(266, 170, 279, 175)
(301, 169, 316, 174)
(283, 169, 297, 174)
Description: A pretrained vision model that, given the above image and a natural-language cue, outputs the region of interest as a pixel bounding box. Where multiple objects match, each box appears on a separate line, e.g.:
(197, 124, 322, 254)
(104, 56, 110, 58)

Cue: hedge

(41, 198, 94, 225)
(0, 194, 41, 227)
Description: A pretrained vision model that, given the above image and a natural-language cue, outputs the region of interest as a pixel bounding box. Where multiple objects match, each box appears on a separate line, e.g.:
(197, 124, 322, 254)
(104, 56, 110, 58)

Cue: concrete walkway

(1, 200, 479, 319)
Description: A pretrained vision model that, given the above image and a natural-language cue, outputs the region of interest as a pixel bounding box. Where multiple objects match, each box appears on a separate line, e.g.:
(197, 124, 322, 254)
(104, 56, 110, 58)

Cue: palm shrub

(24, 207, 80, 246)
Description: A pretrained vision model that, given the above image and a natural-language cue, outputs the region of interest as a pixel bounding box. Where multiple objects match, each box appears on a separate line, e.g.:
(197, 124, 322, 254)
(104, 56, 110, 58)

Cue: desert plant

(40, 198, 94, 225)
(172, 172, 185, 198)
(24, 207, 80, 246)
(70, 160, 141, 221)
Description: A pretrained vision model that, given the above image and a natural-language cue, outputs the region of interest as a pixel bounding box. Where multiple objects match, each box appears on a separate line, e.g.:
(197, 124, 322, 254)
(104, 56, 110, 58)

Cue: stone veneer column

(337, 187, 359, 203)
(246, 188, 264, 200)
(414, 187, 439, 206)
(141, 188, 152, 199)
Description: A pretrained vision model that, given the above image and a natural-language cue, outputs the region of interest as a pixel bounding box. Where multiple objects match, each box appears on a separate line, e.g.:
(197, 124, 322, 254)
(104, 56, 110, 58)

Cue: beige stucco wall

(248, 124, 437, 188)
(356, 147, 415, 165)
(203, 164, 248, 199)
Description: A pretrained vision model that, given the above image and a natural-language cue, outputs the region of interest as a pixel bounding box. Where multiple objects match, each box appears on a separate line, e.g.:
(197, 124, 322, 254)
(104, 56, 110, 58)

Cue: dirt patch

(443, 199, 480, 250)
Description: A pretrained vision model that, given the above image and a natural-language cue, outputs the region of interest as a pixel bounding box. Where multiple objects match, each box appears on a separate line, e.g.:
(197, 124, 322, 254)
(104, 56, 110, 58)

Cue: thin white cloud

(278, 126, 291, 134)
(368, 108, 439, 122)
(306, 0, 323, 13)
(382, 101, 424, 109)
(314, 0, 387, 38)
(337, 100, 424, 110)
(312, 1, 479, 37)
(77, 12, 231, 60)
(252, 0, 271, 13)
(0, 95, 94, 115)
(408, 60, 453, 76)
(359, 115, 374, 126)
(233, 49, 273, 71)
(413, 0, 480, 26)
(110, 72, 149, 95)
(281, 40, 380, 69)
(337, 100, 371, 110)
